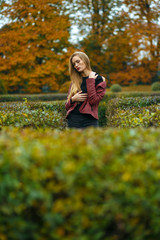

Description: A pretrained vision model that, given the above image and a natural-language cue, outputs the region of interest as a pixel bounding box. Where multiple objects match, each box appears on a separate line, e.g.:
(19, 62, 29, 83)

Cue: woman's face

(72, 55, 87, 73)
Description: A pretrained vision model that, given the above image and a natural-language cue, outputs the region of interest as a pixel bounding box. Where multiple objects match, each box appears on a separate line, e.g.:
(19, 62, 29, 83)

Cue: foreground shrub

(152, 82, 160, 91)
(0, 127, 160, 240)
(110, 84, 122, 92)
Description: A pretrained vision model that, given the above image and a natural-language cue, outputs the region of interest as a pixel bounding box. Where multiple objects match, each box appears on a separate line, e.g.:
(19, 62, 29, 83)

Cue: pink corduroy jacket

(65, 77, 106, 120)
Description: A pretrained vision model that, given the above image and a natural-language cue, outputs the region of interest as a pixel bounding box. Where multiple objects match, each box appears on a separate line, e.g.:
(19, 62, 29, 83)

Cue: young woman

(65, 51, 106, 129)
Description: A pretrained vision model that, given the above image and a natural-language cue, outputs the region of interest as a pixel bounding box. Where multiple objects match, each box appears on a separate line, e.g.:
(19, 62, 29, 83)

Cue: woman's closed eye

(73, 60, 80, 66)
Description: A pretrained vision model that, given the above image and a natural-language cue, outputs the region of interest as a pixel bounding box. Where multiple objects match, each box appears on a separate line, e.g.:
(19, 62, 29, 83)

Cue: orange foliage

(73, 0, 159, 86)
(110, 67, 152, 86)
(0, 0, 159, 92)
(59, 81, 71, 93)
(0, 0, 71, 93)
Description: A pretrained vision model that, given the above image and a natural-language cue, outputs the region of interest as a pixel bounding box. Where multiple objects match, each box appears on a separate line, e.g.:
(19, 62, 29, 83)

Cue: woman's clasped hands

(71, 91, 88, 102)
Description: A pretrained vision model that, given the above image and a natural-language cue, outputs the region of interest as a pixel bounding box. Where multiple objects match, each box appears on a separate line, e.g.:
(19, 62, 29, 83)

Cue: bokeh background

(0, 0, 159, 94)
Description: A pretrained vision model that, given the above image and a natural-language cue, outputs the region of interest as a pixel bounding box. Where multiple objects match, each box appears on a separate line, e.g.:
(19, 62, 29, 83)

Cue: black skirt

(67, 113, 98, 129)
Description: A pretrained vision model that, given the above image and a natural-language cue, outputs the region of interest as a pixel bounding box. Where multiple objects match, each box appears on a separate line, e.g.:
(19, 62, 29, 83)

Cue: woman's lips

(77, 67, 80, 71)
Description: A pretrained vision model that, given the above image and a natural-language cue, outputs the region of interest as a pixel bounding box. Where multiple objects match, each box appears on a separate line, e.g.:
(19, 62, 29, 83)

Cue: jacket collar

(96, 80, 106, 89)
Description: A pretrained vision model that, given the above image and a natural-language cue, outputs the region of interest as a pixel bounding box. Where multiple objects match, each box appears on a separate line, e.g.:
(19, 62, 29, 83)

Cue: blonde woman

(65, 51, 106, 129)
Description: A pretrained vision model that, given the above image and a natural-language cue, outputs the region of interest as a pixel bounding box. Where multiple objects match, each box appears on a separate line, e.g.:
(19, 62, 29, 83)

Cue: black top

(71, 75, 103, 115)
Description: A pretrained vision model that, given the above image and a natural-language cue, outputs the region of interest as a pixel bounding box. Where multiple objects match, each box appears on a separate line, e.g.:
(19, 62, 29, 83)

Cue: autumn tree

(67, 0, 121, 77)
(68, 0, 159, 86)
(103, 0, 160, 85)
(118, 0, 160, 84)
(0, 0, 72, 93)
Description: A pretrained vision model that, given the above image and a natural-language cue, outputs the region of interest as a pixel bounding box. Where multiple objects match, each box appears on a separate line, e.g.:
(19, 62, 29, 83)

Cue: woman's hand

(72, 91, 88, 102)
(89, 71, 98, 79)
(102, 76, 106, 82)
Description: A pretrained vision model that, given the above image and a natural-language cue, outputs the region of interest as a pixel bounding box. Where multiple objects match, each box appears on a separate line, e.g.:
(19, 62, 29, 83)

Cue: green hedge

(108, 105, 160, 128)
(102, 91, 160, 105)
(110, 84, 122, 92)
(106, 96, 160, 128)
(0, 93, 67, 102)
(1, 91, 160, 102)
(0, 127, 160, 240)
(107, 96, 160, 109)
(0, 100, 107, 128)
(1, 92, 160, 129)
(152, 82, 160, 91)
(0, 100, 67, 129)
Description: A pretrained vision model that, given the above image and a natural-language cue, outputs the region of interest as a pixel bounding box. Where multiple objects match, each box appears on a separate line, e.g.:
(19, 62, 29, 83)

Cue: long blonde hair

(67, 51, 92, 102)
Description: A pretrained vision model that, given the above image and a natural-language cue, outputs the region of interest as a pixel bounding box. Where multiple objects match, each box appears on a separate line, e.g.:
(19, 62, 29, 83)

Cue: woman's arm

(86, 73, 106, 105)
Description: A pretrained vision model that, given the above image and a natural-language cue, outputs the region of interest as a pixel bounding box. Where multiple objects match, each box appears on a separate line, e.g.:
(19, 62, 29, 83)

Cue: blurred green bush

(110, 84, 122, 92)
(152, 82, 160, 91)
(0, 127, 160, 240)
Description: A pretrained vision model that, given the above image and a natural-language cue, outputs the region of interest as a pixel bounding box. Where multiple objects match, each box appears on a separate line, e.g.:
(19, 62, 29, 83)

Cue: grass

(121, 85, 152, 92)
(108, 85, 152, 92)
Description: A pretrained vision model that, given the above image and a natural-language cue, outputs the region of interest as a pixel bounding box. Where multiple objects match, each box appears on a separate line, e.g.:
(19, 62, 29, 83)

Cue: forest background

(0, 0, 159, 94)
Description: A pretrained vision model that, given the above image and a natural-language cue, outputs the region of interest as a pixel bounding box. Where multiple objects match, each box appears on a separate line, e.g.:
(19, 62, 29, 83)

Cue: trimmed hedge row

(0, 127, 160, 240)
(1, 91, 160, 102)
(106, 96, 160, 128)
(102, 91, 160, 105)
(0, 100, 67, 129)
(0, 93, 67, 102)
(108, 105, 160, 128)
(1, 93, 160, 129)
(0, 100, 107, 128)
(107, 96, 160, 109)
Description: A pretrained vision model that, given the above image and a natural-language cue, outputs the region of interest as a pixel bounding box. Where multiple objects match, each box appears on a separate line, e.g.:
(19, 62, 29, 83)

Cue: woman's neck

(81, 69, 91, 77)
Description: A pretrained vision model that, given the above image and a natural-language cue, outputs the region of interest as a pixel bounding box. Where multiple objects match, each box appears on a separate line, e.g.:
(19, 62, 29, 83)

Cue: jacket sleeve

(86, 78, 106, 105)
(65, 83, 75, 111)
